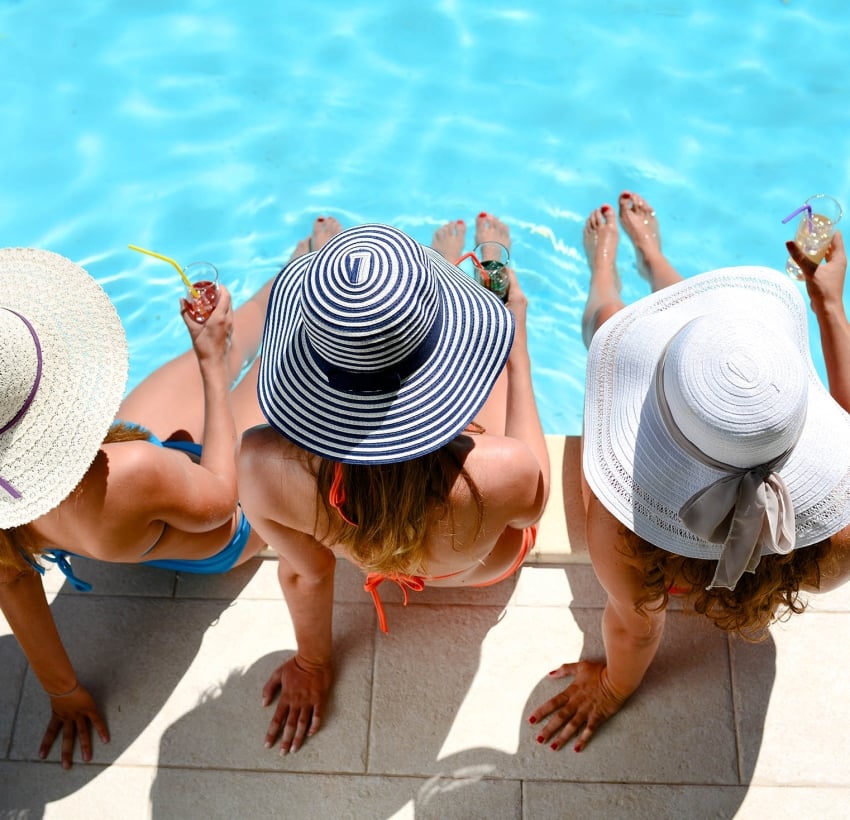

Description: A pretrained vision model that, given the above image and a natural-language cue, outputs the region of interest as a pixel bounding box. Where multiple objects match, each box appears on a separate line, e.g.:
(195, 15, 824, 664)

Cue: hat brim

(583, 266, 850, 558)
(258, 245, 515, 464)
(0, 248, 128, 527)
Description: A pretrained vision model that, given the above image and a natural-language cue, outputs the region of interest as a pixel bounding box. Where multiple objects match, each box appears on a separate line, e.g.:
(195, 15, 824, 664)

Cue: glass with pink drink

(183, 261, 220, 323)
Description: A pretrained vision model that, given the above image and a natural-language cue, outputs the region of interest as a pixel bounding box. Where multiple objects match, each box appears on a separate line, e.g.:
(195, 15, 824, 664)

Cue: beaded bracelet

(46, 681, 79, 698)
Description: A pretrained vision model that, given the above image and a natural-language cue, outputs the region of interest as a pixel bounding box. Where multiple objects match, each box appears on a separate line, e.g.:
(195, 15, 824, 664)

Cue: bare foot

(618, 192, 661, 281)
(475, 212, 511, 259)
(290, 216, 343, 261)
(583, 204, 620, 289)
(432, 219, 466, 262)
(582, 204, 625, 348)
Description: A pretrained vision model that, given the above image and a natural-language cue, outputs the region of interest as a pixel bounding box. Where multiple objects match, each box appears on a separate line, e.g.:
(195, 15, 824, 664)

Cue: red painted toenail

(317, 217, 325, 222)
(478, 212, 488, 218)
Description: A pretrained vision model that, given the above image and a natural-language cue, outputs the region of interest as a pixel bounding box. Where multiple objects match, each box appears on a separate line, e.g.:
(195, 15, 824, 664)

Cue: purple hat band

(0, 308, 43, 499)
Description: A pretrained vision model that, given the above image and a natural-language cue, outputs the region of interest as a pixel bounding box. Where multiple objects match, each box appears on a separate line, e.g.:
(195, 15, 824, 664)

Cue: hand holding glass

(455, 241, 512, 302)
(784, 195, 843, 280)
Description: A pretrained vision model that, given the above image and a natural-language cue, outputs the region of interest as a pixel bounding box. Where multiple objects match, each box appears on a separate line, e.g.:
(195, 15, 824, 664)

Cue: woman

(0, 218, 341, 768)
(530, 192, 850, 752)
(238, 215, 550, 755)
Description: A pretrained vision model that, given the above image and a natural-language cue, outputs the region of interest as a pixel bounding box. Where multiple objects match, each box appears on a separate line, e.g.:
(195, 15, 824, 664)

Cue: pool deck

(2, 435, 850, 819)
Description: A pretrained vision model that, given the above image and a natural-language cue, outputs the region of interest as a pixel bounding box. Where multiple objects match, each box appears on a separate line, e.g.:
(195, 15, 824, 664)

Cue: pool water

(2, 0, 848, 434)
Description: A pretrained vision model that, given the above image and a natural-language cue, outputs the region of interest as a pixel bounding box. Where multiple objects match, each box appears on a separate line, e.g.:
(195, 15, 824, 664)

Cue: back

(238, 425, 544, 581)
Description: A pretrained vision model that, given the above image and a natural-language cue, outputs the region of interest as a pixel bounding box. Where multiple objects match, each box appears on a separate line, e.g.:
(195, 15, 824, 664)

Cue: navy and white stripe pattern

(258, 224, 514, 464)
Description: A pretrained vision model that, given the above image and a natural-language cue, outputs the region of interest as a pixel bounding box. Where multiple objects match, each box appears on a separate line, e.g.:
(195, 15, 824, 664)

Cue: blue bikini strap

(39, 550, 93, 592)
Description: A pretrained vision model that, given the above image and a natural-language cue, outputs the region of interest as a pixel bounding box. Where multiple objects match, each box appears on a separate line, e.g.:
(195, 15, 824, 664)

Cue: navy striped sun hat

(258, 223, 515, 464)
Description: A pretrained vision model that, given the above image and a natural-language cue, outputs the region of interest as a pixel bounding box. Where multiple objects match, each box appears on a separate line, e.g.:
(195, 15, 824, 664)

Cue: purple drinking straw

(782, 203, 813, 232)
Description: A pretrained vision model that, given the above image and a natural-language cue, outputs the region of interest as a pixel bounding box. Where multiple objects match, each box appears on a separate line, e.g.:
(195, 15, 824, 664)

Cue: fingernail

(574, 744, 582, 753)
(264, 741, 272, 749)
(536, 735, 545, 744)
(550, 743, 559, 751)
(548, 670, 558, 676)
(529, 716, 537, 725)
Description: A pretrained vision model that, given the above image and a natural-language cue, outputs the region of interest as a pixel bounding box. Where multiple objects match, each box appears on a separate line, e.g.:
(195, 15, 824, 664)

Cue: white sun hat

(583, 266, 850, 589)
(258, 223, 514, 464)
(0, 248, 128, 528)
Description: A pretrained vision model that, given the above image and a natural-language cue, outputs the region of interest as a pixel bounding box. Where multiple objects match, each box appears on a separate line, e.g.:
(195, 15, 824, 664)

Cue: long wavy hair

(622, 526, 835, 639)
(314, 443, 484, 577)
(0, 421, 151, 573)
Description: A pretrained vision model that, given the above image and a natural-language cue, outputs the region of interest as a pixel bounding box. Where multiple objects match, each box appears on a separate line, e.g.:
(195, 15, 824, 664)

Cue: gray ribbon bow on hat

(655, 373, 797, 591)
(678, 462, 795, 589)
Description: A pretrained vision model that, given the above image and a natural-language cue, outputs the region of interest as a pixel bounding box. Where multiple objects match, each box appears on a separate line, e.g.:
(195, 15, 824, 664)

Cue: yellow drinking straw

(128, 244, 200, 298)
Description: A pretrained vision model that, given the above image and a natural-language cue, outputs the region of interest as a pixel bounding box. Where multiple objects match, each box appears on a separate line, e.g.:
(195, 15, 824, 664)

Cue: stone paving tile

(150, 768, 521, 820)
(368, 603, 738, 785)
(0, 761, 155, 819)
(7, 595, 374, 779)
(173, 554, 278, 601)
(511, 564, 605, 609)
(524, 781, 850, 820)
(733, 611, 850, 787)
(0, 627, 26, 760)
(40, 557, 177, 598)
(151, 602, 375, 774)
(524, 781, 748, 820)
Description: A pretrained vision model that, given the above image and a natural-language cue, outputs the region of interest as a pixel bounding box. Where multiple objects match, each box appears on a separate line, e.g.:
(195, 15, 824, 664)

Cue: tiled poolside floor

(2, 437, 849, 819)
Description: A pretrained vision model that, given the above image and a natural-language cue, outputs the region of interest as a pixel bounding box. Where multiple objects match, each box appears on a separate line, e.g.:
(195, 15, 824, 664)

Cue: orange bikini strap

(363, 572, 426, 634)
(329, 462, 358, 527)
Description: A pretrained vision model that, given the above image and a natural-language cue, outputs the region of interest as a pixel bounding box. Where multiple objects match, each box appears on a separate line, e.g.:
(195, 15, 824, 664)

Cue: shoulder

(99, 438, 190, 494)
(238, 425, 316, 523)
(238, 424, 306, 485)
(460, 434, 547, 524)
(240, 423, 284, 452)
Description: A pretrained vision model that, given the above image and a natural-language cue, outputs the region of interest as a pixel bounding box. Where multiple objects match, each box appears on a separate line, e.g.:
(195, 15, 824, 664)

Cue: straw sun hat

(0, 248, 128, 528)
(258, 223, 515, 464)
(583, 266, 850, 589)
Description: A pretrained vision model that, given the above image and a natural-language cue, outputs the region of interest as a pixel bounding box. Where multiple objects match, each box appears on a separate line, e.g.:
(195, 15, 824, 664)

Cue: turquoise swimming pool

(1, 0, 848, 434)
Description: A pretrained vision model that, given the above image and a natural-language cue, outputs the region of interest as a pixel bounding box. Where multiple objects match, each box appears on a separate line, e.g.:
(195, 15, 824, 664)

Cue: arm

(502, 268, 551, 523)
(528, 494, 665, 751)
(0, 565, 108, 768)
(97, 289, 242, 545)
(237, 427, 335, 754)
(787, 233, 850, 411)
(181, 285, 239, 517)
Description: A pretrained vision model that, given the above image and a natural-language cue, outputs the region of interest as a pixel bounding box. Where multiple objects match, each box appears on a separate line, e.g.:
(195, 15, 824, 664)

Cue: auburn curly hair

(622, 526, 835, 639)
